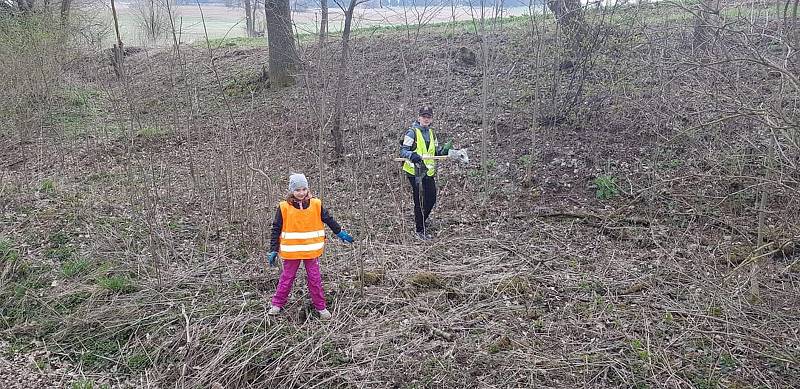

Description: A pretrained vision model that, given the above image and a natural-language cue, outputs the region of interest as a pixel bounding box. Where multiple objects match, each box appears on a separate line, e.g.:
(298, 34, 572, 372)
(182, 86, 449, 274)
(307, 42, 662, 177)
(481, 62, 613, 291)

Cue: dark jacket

(269, 197, 342, 252)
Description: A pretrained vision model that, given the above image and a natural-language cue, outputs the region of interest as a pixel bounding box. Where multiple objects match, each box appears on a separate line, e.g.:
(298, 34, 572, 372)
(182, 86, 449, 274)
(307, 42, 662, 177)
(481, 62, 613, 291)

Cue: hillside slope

(2, 4, 799, 387)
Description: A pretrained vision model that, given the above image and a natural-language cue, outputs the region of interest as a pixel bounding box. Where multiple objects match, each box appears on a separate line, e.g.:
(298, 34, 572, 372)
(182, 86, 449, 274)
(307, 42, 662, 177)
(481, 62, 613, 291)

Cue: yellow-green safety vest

(403, 128, 436, 176)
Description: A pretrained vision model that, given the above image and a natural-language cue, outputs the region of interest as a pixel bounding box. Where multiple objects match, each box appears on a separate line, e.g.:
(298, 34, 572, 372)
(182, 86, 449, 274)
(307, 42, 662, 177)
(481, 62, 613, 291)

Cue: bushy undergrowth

(0, 12, 106, 139)
(0, 15, 66, 138)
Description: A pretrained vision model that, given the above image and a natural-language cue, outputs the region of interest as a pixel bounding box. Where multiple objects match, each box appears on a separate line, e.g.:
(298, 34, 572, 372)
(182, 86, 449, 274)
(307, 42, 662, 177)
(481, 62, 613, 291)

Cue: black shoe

(415, 231, 432, 241)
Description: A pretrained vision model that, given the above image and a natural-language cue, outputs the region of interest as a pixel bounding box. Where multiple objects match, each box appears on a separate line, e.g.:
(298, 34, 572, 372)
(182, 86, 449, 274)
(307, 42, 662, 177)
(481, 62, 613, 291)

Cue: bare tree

(330, 0, 368, 157)
(692, 0, 722, 50)
(547, 0, 587, 56)
(243, 0, 258, 37)
(264, 0, 298, 87)
(319, 0, 328, 43)
(788, 1, 800, 69)
(14, 0, 34, 13)
(59, 0, 70, 24)
(132, 0, 170, 44)
(110, 0, 125, 79)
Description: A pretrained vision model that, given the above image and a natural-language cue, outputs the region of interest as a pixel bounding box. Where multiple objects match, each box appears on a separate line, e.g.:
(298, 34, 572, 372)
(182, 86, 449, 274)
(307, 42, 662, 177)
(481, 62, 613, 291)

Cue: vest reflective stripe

(403, 128, 436, 176)
(279, 198, 325, 259)
(280, 242, 325, 252)
(281, 230, 325, 240)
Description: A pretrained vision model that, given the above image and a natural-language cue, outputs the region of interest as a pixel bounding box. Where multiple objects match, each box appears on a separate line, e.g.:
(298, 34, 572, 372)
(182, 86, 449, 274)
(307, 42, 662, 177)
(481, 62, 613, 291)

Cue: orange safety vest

(279, 198, 325, 259)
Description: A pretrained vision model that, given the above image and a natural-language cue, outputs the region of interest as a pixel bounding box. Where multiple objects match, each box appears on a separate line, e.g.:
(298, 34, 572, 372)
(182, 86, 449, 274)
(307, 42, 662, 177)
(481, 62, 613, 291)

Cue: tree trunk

(546, 0, 587, 56)
(16, 0, 34, 13)
(244, 0, 255, 37)
(750, 134, 776, 303)
(110, 0, 125, 80)
(692, 0, 722, 50)
(149, 0, 157, 43)
(790, 1, 800, 71)
(331, 0, 357, 157)
(60, 0, 71, 25)
(319, 0, 328, 43)
(264, 0, 298, 87)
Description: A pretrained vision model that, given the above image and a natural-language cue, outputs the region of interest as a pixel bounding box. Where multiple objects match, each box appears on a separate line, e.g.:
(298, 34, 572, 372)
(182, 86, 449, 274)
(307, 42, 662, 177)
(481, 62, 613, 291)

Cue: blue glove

(410, 153, 423, 163)
(336, 230, 354, 243)
(267, 251, 278, 267)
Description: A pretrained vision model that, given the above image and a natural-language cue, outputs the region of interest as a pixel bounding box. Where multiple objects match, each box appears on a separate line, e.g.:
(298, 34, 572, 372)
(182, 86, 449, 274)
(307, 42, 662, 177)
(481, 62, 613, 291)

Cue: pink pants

(270, 258, 326, 311)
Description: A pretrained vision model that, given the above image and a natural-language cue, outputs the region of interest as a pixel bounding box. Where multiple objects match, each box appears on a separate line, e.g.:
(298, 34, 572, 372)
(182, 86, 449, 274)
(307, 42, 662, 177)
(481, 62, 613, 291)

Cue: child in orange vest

(267, 173, 353, 320)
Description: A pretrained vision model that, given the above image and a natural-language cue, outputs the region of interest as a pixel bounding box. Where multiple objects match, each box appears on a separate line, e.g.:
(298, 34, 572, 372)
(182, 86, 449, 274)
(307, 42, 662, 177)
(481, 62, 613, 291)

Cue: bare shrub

(0, 15, 66, 140)
(130, 0, 173, 44)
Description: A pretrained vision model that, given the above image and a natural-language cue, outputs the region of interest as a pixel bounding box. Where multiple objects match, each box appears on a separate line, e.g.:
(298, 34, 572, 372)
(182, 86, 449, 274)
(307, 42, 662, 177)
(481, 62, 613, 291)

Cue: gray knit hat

(288, 173, 309, 192)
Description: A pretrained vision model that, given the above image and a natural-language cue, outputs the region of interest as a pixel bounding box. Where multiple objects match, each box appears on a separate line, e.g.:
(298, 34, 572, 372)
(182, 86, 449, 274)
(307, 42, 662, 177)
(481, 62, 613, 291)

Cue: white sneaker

(268, 305, 281, 315)
(317, 309, 332, 320)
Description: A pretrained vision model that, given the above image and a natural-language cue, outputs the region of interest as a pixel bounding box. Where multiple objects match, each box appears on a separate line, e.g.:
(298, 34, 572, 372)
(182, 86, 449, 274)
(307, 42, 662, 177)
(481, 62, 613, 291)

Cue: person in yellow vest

(399, 105, 452, 240)
(266, 173, 353, 320)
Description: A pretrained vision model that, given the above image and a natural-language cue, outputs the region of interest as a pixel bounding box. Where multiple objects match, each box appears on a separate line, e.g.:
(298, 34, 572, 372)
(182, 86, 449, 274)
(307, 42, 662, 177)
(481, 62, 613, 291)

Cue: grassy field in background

(107, 3, 534, 46)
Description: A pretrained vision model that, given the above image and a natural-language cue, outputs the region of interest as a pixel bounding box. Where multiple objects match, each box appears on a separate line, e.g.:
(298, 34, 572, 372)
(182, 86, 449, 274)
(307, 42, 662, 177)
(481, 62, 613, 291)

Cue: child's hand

(336, 230, 354, 243)
(267, 251, 278, 267)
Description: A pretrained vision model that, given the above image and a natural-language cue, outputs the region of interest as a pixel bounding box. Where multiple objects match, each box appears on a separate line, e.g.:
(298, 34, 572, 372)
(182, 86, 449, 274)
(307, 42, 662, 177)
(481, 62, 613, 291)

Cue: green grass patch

(126, 352, 152, 372)
(61, 258, 91, 278)
(55, 291, 91, 314)
(48, 230, 71, 246)
(719, 352, 737, 371)
(136, 126, 171, 138)
(45, 230, 78, 263)
(518, 154, 534, 167)
(349, 13, 537, 39)
(1, 337, 35, 358)
(71, 379, 111, 389)
(593, 175, 619, 200)
(46, 245, 75, 261)
(79, 338, 120, 368)
(630, 338, 649, 361)
(321, 341, 350, 366)
(223, 70, 269, 97)
(96, 274, 137, 294)
(40, 178, 56, 193)
(690, 376, 721, 389)
(0, 270, 51, 329)
(45, 85, 103, 137)
(24, 274, 51, 289)
(86, 171, 117, 183)
(64, 86, 99, 108)
(198, 13, 537, 49)
(0, 238, 20, 263)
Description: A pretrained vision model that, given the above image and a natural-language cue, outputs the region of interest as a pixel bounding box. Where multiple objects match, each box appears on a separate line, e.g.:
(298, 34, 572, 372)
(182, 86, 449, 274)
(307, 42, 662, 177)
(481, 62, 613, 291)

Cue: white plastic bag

(447, 148, 469, 164)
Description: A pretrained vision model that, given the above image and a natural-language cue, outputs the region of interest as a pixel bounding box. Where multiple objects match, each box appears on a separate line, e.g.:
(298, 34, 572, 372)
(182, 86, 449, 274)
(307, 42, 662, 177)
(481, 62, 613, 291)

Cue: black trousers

(407, 174, 436, 233)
